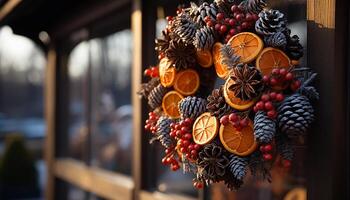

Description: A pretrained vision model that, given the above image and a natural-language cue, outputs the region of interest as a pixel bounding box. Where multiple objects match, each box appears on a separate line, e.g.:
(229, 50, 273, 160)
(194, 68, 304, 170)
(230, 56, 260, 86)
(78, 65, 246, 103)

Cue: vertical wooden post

(44, 46, 57, 200)
(307, 0, 349, 199)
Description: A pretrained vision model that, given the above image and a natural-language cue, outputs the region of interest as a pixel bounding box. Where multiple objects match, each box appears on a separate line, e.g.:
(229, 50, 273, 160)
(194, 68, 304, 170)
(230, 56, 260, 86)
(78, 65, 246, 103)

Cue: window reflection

(68, 30, 133, 175)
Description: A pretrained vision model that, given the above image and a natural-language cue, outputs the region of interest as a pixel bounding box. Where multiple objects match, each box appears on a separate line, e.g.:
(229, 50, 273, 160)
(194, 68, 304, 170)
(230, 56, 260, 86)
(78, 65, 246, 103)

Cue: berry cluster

(144, 112, 159, 134)
(281, 159, 292, 168)
(253, 92, 285, 119)
(170, 118, 202, 161)
(259, 143, 273, 161)
(144, 66, 159, 78)
(161, 147, 181, 171)
(205, 5, 258, 42)
(262, 68, 301, 91)
(220, 113, 249, 131)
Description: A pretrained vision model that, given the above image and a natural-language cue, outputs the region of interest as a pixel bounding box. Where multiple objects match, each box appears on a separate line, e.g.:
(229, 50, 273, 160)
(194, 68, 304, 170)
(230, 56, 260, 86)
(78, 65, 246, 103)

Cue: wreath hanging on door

(138, 0, 318, 190)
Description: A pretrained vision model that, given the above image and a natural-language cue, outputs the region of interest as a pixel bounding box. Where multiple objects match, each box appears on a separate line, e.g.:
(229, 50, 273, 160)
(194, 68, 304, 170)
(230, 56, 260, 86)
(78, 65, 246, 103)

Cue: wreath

(138, 0, 318, 190)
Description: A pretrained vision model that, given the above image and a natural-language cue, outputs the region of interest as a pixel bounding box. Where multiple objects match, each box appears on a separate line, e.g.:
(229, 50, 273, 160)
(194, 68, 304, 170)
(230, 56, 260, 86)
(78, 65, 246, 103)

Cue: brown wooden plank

(44, 46, 57, 200)
(54, 158, 134, 200)
(0, 0, 22, 21)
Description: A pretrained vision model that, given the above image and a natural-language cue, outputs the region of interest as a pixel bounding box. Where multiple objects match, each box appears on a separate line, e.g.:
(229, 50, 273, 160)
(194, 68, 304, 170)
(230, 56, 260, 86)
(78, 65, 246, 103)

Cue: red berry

(280, 68, 287, 76)
(166, 157, 172, 164)
(240, 118, 249, 127)
(188, 144, 194, 150)
(241, 22, 249, 29)
(229, 28, 236, 35)
(166, 16, 173, 21)
(204, 16, 211, 22)
(256, 101, 264, 110)
(229, 113, 238, 122)
(180, 147, 187, 153)
(253, 106, 258, 113)
(165, 148, 171, 154)
(216, 13, 224, 20)
(175, 124, 181, 130)
(190, 149, 197, 156)
(215, 23, 221, 31)
(282, 159, 292, 168)
(294, 80, 301, 89)
(245, 13, 253, 21)
(196, 182, 204, 189)
(263, 153, 273, 161)
(267, 110, 277, 119)
(224, 18, 230, 23)
(184, 118, 193, 125)
(231, 5, 238, 12)
(183, 140, 190, 147)
(262, 75, 269, 83)
(270, 78, 278, 86)
(264, 101, 274, 111)
(259, 145, 265, 152)
(185, 153, 191, 158)
(269, 92, 277, 100)
(162, 157, 169, 165)
(264, 144, 273, 152)
(176, 130, 182, 137)
(272, 68, 280, 75)
(236, 25, 242, 32)
(235, 14, 243, 21)
(194, 144, 201, 150)
(144, 69, 152, 76)
(276, 93, 284, 102)
(158, 52, 165, 60)
(229, 19, 236, 26)
(144, 124, 151, 130)
(252, 14, 259, 21)
(220, 25, 227, 33)
(207, 21, 214, 27)
(171, 164, 180, 171)
(181, 126, 189, 133)
(170, 131, 176, 138)
(261, 94, 270, 102)
(220, 115, 229, 125)
(184, 133, 192, 140)
(285, 72, 294, 81)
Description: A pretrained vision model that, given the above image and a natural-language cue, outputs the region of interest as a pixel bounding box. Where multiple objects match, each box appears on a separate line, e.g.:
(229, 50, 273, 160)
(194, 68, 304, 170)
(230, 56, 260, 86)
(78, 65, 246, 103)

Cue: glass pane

(68, 42, 90, 161)
(0, 26, 46, 199)
(89, 30, 133, 175)
(208, 0, 307, 199)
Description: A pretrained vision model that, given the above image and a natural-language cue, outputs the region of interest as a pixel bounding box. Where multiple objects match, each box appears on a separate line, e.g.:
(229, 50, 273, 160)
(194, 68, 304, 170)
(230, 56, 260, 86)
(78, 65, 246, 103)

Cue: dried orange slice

(228, 32, 263, 63)
(212, 42, 230, 79)
(162, 91, 183, 119)
(159, 58, 176, 87)
(256, 47, 291, 76)
(192, 112, 219, 145)
(223, 79, 256, 111)
(219, 119, 257, 156)
(196, 49, 213, 68)
(173, 69, 200, 96)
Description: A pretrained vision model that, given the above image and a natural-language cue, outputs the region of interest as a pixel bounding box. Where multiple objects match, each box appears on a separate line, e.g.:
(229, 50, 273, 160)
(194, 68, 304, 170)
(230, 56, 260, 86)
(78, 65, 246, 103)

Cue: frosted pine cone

(197, 2, 218, 24)
(254, 111, 276, 143)
(156, 117, 175, 148)
(277, 94, 314, 138)
(286, 34, 304, 60)
(264, 32, 287, 48)
(179, 96, 207, 119)
(173, 13, 198, 44)
(147, 84, 167, 109)
(240, 0, 267, 14)
(276, 134, 294, 161)
(193, 26, 215, 50)
(138, 78, 160, 98)
(227, 154, 248, 181)
(255, 9, 287, 35)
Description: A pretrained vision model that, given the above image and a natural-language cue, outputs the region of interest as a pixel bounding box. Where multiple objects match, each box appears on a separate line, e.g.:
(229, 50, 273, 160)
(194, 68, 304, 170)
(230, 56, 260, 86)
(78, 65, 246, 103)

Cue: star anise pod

(155, 29, 172, 53)
(229, 64, 263, 100)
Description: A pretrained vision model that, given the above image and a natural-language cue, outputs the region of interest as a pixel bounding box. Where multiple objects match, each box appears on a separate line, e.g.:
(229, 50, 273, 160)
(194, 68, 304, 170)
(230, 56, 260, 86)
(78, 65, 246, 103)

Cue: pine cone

(220, 44, 240, 68)
(228, 154, 248, 181)
(254, 111, 276, 143)
(179, 96, 207, 119)
(255, 9, 287, 36)
(223, 172, 243, 191)
(229, 63, 263, 100)
(193, 26, 215, 50)
(240, 0, 267, 14)
(138, 78, 160, 98)
(173, 13, 198, 44)
(206, 87, 233, 118)
(197, 2, 218, 24)
(156, 117, 175, 148)
(147, 84, 167, 109)
(286, 33, 303, 60)
(165, 40, 196, 70)
(277, 93, 314, 138)
(198, 143, 229, 182)
(294, 68, 319, 100)
(264, 32, 287, 48)
(276, 134, 294, 161)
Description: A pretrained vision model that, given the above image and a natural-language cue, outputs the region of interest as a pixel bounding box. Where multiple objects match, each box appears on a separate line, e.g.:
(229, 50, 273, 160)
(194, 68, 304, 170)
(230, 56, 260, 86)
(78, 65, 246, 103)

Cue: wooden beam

(54, 158, 134, 200)
(0, 0, 22, 21)
(44, 46, 57, 200)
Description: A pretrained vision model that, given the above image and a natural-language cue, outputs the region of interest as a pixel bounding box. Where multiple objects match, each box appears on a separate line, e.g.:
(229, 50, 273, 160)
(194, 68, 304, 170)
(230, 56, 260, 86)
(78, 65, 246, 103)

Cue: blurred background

(0, 0, 347, 200)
